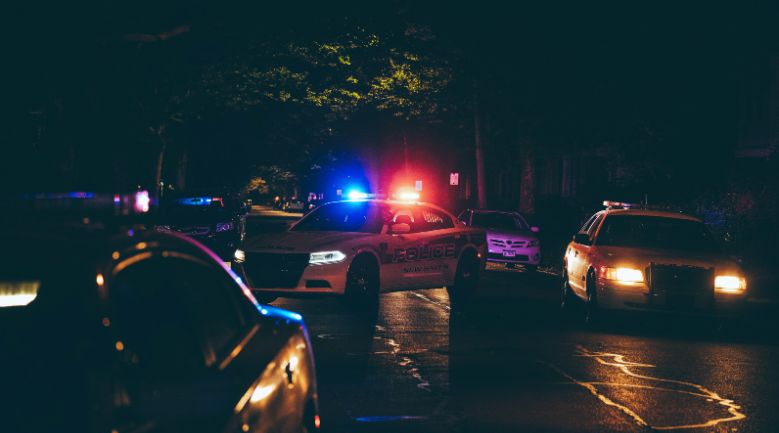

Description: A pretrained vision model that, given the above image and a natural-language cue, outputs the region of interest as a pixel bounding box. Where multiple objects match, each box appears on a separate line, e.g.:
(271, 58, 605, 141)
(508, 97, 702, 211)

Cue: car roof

(601, 208, 702, 222)
(470, 209, 520, 215)
(326, 199, 454, 215)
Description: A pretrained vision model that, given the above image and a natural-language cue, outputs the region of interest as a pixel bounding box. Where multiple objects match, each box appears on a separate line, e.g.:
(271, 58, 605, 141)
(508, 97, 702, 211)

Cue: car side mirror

(391, 223, 411, 234)
(573, 233, 591, 245)
(531, 226, 540, 233)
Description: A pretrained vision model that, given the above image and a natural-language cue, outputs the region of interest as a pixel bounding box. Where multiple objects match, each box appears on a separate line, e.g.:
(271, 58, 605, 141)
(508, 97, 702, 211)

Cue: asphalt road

(247, 210, 779, 433)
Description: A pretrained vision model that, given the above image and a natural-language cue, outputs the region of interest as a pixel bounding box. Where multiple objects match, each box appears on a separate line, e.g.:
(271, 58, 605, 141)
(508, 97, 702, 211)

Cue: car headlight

(527, 239, 539, 247)
(714, 275, 747, 294)
(155, 225, 173, 233)
(309, 250, 347, 265)
(602, 267, 644, 283)
(216, 222, 234, 232)
(233, 249, 246, 263)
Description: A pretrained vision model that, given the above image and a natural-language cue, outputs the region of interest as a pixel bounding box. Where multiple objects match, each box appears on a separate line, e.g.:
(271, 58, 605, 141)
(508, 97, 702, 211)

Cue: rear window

(471, 212, 528, 231)
(596, 215, 719, 251)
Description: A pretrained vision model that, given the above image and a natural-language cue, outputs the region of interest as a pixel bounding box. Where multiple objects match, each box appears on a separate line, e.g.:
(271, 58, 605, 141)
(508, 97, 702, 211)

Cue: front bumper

(234, 254, 349, 296)
(486, 246, 540, 265)
(596, 281, 747, 317)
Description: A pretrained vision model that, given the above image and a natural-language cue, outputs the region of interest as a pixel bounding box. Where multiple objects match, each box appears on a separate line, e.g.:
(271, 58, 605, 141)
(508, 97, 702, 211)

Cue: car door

(109, 254, 259, 432)
(413, 206, 460, 288)
(381, 206, 428, 290)
(567, 212, 603, 295)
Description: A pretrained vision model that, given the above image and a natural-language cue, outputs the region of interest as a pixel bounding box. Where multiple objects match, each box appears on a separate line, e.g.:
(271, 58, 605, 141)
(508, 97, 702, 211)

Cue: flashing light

(175, 196, 212, 206)
(234, 249, 246, 263)
(601, 266, 644, 284)
(347, 190, 369, 200)
(603, 200, 639, 209)
(309, 250, 347, 265)
(715, 275, 747, 294)
(134, 190, 150, 213)
(397, 191, 420, 201)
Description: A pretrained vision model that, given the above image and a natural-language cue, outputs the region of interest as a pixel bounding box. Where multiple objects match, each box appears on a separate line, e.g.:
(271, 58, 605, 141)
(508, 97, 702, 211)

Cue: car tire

(344, 256, 380, 318)
(560, 270, 577, 312)
(448, 251, 480, 308)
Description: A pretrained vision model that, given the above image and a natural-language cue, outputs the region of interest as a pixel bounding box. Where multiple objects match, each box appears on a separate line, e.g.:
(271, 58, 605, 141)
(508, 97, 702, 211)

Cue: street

(266, 258, 779, 433)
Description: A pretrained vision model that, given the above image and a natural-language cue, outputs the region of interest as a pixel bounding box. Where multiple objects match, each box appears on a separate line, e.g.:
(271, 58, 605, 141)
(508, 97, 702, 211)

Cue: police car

(154, 192, 247, 265)
(561, 201, 748, 322)
(458, 209, 541, 271)
(1, 193, 320, 433)
(233, 199, 487, 309)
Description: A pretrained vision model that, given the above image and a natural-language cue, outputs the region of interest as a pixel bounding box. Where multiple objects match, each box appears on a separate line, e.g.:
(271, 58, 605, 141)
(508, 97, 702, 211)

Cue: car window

(471, 212, 523, 231)
(587, 213, 605, 237)
(414, 207, 455, 232)
(579, 213, 599, 233)
(112, 256, 248, 374)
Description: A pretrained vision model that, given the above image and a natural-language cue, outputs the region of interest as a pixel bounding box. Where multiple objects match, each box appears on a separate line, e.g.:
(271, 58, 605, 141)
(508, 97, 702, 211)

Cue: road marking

(546, 362, 649, 427)
(549, 346, 746, 430)
(374, 325, 432, 392)
(411, 291, 451, 311)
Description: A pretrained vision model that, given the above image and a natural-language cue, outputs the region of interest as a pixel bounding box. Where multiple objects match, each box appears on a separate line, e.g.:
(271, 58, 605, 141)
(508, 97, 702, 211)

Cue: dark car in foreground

(0, 212, 319, 433)
(154, 193, 247, 264)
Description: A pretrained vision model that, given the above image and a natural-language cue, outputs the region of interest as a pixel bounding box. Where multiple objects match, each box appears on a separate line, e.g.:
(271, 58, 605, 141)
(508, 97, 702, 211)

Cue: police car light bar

(18, 190, 153, 215)
(347, 190, 369, 200)
(602, 200, 640, 209)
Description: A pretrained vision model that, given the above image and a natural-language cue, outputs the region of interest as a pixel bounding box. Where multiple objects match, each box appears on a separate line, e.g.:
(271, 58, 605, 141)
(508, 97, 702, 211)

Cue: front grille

(487, 252, 530, 262)
(176, 226, 211, 236)
(244, 252, 309, 288)
(648, 264, 714, 294)
(490, 239, 527, 247)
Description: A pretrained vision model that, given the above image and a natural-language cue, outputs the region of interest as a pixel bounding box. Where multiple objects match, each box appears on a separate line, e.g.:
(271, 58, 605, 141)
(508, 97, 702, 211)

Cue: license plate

(223, 261, 232, 269)
(502, 250, 516, 258)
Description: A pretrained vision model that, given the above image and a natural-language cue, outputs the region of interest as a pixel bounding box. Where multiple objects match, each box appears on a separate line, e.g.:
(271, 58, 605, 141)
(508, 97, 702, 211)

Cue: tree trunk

(154, 131, 167, 199)
(473, 91, 487, 208)
(519, 139, 535, 215)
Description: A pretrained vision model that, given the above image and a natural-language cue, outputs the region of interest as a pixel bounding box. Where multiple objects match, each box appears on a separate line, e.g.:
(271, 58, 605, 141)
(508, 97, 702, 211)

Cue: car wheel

(344, 256, 379, 317)
(560, 270, 577, 312)
(448, 251, 480, 308)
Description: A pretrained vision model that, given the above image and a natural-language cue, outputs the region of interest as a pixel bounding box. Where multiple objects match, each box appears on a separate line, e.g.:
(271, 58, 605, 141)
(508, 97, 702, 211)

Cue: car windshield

(596, 215, 719, 251)
(291, 201, 386, 233)
(471, 212, 528, 231)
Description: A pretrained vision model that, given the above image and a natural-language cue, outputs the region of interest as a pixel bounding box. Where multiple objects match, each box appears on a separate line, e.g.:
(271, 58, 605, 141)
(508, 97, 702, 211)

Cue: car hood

(244, 230, 375, 252)
(595, 246, 742, 274)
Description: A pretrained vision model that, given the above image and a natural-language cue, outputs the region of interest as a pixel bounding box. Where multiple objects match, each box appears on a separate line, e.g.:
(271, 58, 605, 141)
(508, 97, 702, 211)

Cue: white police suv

(233, 199, 487, 310)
